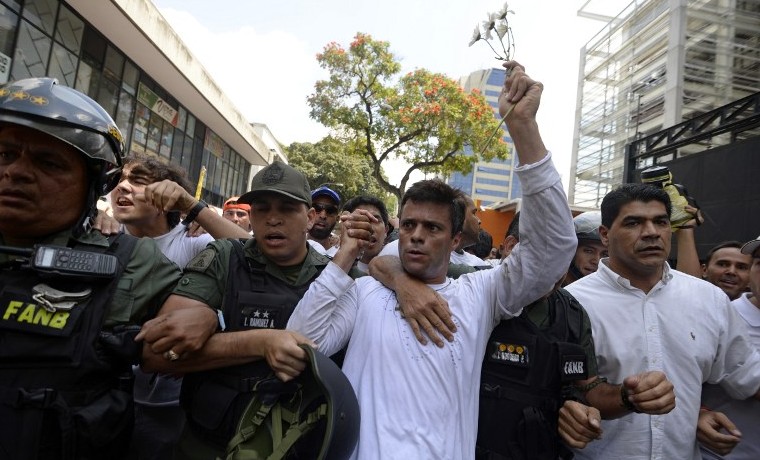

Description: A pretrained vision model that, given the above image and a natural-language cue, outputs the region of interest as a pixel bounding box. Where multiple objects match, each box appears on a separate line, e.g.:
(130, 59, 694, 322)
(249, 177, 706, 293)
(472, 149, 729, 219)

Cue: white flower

(482, 13, 496, 40)
(496, 2, 509, 20)
(468, 25, 482, 47)
(495, 23, 509, 40)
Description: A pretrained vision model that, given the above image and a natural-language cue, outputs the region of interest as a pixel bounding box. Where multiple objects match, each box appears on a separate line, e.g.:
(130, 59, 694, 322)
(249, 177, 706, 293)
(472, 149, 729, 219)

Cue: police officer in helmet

(0, 78, 182, 459)
(562, 212, 607, 286)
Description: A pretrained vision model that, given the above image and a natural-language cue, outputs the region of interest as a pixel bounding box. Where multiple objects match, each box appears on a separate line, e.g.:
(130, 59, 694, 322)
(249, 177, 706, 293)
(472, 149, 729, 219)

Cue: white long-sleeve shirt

(288, 154, 576, 459)
(700, 292, 760, 460)
(566, 262, 760, 460)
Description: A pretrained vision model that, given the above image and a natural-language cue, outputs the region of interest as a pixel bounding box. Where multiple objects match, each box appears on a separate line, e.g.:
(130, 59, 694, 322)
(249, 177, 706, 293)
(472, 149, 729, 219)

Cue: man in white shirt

(111, 154, 250, 460)
(564, 183, 760, 460)
(697, 234, 760, 459)
(288, 61, 577, 459)
(380, 192, 489, 267)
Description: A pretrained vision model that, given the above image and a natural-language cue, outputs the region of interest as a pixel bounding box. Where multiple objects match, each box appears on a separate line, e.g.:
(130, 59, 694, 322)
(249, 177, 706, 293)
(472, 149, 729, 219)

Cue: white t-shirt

(289, 153, 577, 459)
(566, 263, 760, 460)
(125, 223, 214, 270)
(700, 292, 760, 460)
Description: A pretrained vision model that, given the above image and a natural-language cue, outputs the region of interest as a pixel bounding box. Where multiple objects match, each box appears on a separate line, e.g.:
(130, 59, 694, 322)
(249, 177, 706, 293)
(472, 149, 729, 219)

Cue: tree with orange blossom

(308, 32, 509, 203)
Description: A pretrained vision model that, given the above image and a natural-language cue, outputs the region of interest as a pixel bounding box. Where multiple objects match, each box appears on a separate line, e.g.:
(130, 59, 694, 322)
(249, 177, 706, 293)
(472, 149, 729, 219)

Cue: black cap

(238, 162, 311, 206)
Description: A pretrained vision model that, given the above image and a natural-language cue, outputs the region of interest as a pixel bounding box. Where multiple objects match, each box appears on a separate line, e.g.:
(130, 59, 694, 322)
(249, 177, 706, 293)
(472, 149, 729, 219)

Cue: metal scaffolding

(569, 0, 760, 207)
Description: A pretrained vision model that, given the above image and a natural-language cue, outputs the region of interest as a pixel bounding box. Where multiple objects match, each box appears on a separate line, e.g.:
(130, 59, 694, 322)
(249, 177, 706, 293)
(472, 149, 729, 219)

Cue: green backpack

(222, 345, 360, 460)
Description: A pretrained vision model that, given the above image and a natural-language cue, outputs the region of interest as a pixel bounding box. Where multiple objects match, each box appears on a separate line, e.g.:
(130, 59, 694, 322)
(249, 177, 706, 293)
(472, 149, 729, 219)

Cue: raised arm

(490, 62, 576, 317)
(140, 179, 251, 239)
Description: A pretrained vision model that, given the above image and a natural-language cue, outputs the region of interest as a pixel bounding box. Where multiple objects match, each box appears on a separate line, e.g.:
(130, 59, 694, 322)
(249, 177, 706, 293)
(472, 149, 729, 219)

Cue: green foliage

(308, 32, 509, 202)
(285, 137, 393, 211)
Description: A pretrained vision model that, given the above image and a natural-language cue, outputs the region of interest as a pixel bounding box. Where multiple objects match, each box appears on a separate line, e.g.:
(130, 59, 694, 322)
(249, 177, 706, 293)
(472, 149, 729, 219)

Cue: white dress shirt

(700, 292, 760, 460)
(566, 262, 760, 460)
(289, 154, 577, 459)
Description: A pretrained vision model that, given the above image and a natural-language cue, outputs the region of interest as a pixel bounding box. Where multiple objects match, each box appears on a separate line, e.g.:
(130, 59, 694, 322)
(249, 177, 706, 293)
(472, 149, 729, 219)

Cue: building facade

(0, 0, 282, 206)
(449, 67, 521, 207)
(569, 0, 760, 207)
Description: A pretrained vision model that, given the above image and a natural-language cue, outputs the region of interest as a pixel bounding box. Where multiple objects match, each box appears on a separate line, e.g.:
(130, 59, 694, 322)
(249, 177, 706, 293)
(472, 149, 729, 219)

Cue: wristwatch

(181, 200, 208, 225)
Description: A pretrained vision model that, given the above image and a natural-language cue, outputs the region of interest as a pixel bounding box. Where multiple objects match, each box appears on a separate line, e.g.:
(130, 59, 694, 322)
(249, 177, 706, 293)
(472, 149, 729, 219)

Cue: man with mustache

(563, 183, 760, 459)
(0, 78, 181, 459)
(701, 241, 751, 301)
(307, 185, 341, 256)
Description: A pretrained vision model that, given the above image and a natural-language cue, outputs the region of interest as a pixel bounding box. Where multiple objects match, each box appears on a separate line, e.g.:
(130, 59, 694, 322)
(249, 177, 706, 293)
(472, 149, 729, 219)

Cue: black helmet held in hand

(224, 344, 360, 460)
(0, 78, 126, 234)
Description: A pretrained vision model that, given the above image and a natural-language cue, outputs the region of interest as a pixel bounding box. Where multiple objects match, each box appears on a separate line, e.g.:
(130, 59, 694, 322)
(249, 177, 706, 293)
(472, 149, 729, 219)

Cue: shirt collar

(597, 257, 673, 291)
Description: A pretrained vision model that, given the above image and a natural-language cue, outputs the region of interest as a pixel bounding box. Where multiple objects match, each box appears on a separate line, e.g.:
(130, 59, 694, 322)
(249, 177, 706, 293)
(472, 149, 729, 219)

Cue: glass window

(177, 106, 187, 132)
(0, 5, 18, 55)
(81, 26, 105, 67)
(121, 60, 138, 95)
(11, 20, 50, 80)
(47, 42, 77, 86)
(114, 91, 134, 147)
(74, 60, 101, 99)
(22, 0, 56, 35)
(132, 103, 150, 151)
(160, 121, 173, 158)
(220, 160, 229, 196)
(181, 135, 193, 170)
(170, 128, 184, 163)
(185, 113, 195, 138)
(0, 6, 18, 84)
(103, 45, 123, 82)
(54, 4, 82, 53)
(146, 112, 162, 154)
(189, 138, 204, 183)
(96, 77, 119, 117)
(2, 1, 20, 13)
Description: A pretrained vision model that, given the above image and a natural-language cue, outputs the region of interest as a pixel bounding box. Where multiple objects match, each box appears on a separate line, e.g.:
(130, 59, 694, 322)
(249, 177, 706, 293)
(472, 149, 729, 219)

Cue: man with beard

(308, 185, 341, 256)
(563, 183, 760, 460)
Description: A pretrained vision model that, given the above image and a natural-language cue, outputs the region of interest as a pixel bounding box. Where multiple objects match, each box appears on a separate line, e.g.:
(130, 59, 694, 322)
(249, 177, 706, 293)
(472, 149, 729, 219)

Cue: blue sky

(152, 0, 630, 187)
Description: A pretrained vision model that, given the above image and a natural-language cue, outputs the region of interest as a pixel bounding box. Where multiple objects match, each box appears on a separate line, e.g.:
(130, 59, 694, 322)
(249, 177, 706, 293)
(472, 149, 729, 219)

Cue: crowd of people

(1, 61, 758, 460)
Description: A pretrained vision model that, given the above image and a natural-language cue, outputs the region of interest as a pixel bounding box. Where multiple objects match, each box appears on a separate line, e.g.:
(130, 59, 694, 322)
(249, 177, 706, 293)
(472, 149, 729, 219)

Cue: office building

(0, 0, 282, 206)
(450, 67, 521, 207)
(569, 0, 760, 207)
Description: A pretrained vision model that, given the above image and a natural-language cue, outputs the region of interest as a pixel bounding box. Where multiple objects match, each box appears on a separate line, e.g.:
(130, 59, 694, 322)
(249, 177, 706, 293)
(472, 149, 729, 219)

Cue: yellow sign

(195, 166, 207, 200)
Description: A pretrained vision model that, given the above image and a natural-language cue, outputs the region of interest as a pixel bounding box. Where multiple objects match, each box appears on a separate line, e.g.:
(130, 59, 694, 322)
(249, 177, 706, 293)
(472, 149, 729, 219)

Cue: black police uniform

(476, 288, 594, 460)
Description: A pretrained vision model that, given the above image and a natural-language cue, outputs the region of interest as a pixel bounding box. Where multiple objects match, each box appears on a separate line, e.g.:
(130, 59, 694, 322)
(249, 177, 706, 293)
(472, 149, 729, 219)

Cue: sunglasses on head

(313, 203, 339, 215)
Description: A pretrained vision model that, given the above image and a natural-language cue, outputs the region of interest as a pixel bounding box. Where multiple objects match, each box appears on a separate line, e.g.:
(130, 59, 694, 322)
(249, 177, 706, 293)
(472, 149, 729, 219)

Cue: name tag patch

(488, 340, 530, 367)
(240, 307, 278, 329)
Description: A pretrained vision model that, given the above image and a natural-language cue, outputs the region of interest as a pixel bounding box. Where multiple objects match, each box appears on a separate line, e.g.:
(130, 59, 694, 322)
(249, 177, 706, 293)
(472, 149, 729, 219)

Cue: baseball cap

(740, 235, 760, 256)
(311, 186, 341, 205)
(223, 196, 250, 212)
(238, 162, 311, 206)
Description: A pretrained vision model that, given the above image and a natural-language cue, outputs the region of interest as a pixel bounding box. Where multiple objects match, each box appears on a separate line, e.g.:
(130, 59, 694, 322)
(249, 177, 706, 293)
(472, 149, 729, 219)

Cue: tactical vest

(476, 289, 588, 460)
(0, 234, 138, 460)
(181, 240, 328, 450)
